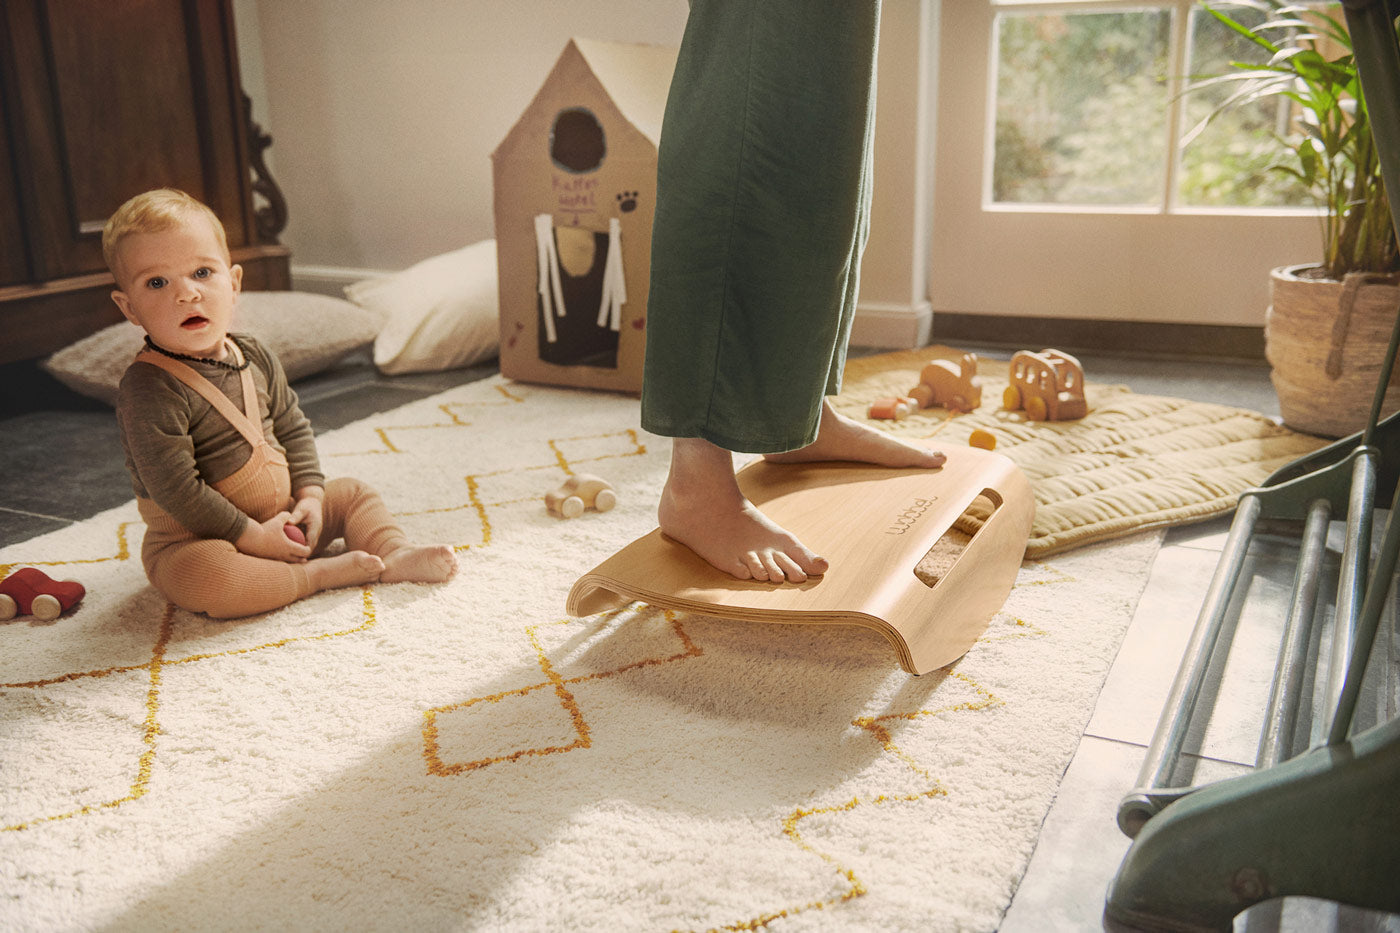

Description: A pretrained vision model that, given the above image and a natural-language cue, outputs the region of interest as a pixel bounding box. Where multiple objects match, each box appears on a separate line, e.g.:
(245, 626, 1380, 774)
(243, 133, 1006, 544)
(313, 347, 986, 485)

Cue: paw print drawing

(616, 191, 639, 213)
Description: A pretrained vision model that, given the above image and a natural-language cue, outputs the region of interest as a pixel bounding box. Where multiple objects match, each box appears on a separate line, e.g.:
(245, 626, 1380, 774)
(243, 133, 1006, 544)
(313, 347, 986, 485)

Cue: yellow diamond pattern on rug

(0, 355, 1264, 931)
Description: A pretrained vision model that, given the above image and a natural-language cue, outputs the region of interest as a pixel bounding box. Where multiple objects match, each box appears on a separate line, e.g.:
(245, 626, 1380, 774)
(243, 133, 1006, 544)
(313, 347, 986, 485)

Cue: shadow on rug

(4, 370, 1168, 931)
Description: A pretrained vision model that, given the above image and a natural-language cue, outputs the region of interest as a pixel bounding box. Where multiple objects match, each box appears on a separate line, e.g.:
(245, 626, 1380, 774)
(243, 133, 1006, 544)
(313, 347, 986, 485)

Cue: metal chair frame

(1104, 3, 1400, 929)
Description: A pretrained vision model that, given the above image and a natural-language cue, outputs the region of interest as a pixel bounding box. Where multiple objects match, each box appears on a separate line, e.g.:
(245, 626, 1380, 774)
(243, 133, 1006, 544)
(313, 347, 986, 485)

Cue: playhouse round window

(550, 107, 606, 173)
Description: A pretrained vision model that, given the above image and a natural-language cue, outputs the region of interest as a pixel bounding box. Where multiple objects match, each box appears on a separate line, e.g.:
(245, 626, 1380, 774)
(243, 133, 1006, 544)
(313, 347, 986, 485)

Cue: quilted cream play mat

(836, 346, 1330, 557)
(0, 348, 1303, 931)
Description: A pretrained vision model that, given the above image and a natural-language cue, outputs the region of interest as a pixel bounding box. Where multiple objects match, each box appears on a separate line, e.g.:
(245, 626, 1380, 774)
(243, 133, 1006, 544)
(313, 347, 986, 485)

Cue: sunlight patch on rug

(1, 373, 1161, 932)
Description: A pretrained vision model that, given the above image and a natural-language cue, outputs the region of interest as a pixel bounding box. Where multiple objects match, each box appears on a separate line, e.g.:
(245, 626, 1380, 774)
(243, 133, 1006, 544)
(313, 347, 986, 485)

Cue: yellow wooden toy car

(1003, 349, 1088, 421)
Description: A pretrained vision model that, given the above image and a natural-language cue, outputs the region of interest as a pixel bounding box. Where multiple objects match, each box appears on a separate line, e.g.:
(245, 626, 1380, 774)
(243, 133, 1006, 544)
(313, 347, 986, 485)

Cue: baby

(105, 188, 457, 618)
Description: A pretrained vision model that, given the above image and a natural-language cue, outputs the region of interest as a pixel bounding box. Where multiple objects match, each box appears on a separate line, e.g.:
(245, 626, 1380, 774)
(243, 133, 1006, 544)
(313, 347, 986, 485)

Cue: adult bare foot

(306, 550, 384, 592)
(659, 437, 828, 583)
(763, 399, 946, 468)
(380, 544, 459, 584)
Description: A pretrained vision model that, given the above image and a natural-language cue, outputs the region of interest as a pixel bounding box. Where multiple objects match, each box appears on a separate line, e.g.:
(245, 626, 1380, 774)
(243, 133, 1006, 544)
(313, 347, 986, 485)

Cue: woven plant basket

(1266, 264, 1400, 438)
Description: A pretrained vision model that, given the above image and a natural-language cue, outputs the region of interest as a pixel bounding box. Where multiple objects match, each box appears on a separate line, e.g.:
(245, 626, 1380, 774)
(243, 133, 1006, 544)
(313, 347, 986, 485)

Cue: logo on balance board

(887, 498, 938, 535)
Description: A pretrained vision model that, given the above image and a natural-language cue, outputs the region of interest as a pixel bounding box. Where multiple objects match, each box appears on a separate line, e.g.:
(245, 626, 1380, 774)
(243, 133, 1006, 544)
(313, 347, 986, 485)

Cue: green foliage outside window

(994, 11, 1171, 205)
(991, 3, 1356, 212)
(1179, 4, 1313, 206)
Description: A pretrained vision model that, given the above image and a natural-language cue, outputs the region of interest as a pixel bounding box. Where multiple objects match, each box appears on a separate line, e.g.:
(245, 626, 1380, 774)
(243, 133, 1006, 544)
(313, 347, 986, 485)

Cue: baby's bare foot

(764, 399, 946, 468)
(380, 544, 459, 584)
(307, 550, 384, 592)
(660, 438, 828, 583)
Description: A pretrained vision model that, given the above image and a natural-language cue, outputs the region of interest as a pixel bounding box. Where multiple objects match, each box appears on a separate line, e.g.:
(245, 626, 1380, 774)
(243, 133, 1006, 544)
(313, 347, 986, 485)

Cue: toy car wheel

(1002, 385, 1022, 410)
(561, 496, 585, 520)
(593, 489, 617, 513)
(1026, 396, 1049, 421)
(31, 593, 62, 621)
(0, 593, 15, 621)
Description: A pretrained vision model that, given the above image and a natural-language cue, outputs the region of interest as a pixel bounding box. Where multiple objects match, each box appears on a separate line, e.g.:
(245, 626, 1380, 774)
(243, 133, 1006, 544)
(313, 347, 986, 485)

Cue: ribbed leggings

(139, 477, 406, 619)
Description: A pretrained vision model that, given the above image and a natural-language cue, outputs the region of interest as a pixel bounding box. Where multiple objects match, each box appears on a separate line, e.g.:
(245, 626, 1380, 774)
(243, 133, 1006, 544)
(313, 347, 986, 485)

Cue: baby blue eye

(194, 267, 211, 279)
(146, 277, 167, 290)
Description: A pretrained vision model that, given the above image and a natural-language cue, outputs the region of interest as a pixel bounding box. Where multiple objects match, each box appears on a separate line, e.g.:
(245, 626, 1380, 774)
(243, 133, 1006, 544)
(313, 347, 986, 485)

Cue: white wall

(234, 1, 1308, 338)
(235, 1, 689, 276)
(854, 0, 938, 347)
(232, 0, 937, 347)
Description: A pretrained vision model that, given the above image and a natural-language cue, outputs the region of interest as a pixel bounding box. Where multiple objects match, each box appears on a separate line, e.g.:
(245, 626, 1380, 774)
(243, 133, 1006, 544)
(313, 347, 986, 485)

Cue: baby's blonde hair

(102, 188, 230, 277)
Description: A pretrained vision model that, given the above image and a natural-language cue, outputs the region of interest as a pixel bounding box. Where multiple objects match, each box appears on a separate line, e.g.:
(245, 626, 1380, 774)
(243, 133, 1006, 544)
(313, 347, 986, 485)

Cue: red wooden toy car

(0, 567, 86, 621)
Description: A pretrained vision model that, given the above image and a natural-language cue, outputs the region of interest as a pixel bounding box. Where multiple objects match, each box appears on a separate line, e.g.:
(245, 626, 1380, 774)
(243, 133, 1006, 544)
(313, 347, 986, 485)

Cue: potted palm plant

(1189, 0, 1400, 437)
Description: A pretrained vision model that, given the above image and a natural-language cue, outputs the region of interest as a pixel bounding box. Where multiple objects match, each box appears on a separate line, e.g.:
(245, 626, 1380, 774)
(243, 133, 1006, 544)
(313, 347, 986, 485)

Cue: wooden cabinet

(0, 0, 290, 365)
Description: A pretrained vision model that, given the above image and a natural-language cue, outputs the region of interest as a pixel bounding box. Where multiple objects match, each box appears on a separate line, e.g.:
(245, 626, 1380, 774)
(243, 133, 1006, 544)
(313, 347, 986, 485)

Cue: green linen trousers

(640, 0, 881, 454)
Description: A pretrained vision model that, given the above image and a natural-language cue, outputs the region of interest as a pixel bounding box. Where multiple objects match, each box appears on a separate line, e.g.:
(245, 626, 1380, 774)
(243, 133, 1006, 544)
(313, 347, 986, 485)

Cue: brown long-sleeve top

(116, 334, 325, 542)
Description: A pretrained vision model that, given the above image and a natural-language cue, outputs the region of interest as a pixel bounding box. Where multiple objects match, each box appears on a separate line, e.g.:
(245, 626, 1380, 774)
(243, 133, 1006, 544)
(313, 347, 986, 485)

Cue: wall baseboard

(287, 274, 1265, 364)
(851, 301, 934, 349)
(289, 264, 386, 298)
(928, 312, 1266, 362)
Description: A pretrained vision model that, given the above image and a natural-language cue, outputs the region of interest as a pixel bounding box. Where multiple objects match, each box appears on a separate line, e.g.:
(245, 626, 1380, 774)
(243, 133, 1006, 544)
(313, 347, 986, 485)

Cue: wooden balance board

(566, 446, 1034, 675)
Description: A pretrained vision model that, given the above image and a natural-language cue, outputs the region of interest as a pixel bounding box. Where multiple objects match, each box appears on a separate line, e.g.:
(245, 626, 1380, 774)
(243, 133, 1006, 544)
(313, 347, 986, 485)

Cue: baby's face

(111, 213, 243, 360)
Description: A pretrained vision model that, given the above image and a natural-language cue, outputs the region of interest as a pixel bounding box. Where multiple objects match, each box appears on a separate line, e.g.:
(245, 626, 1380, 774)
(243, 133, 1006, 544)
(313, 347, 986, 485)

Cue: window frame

(984, 0, 1322, 219)
(927, 0, 1323, 328)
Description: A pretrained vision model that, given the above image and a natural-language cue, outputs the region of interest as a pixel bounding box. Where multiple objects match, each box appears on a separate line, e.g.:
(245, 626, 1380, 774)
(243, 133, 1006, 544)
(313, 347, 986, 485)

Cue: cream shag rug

(1, 369, 1164, 932)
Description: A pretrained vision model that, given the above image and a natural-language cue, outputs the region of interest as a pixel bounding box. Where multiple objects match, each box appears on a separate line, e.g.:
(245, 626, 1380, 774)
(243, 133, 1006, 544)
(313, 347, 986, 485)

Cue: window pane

(993, 9, 1171, 205)
(1177, 3, 1320, 207)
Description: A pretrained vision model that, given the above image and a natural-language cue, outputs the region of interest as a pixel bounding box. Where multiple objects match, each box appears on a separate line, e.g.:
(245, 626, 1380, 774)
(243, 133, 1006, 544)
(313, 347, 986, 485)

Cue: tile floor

(971, 348, 1400, 933)
(2, 342, 1397, 932)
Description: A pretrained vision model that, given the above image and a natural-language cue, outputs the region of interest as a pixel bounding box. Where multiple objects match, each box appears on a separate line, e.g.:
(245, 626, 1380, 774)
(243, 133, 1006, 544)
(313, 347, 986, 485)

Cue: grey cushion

(42, 291, 387, 406)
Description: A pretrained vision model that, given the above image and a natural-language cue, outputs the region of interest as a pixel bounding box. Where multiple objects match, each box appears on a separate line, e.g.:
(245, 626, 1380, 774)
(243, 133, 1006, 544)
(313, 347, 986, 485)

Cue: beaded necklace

(143, 336, 250, 372)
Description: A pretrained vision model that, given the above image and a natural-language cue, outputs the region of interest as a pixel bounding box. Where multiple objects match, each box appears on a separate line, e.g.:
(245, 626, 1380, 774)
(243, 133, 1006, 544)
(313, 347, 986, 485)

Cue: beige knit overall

(134, 341, 405, 618)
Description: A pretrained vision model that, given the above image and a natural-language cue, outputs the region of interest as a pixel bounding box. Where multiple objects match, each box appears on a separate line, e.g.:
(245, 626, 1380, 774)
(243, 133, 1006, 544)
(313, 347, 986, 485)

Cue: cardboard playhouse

(493, 38, 678, 394)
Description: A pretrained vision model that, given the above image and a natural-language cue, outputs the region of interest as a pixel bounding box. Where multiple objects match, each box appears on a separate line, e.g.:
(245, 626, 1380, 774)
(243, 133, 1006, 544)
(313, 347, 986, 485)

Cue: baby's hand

(289, 492, 325, 552)
(235, 512, 312, 563)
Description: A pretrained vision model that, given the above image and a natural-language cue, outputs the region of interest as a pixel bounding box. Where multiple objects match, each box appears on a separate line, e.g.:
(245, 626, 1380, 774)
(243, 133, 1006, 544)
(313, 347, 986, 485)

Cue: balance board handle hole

(915, 490, 1001, 589)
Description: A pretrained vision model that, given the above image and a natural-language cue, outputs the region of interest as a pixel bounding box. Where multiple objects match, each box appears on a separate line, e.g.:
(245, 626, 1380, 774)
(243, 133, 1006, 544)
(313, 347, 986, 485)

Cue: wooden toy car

(546, 473, 617, 519)
(908, 352, 982, 412)
(0, 567, 85, 621)
(1003, 349, 1088, 421)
